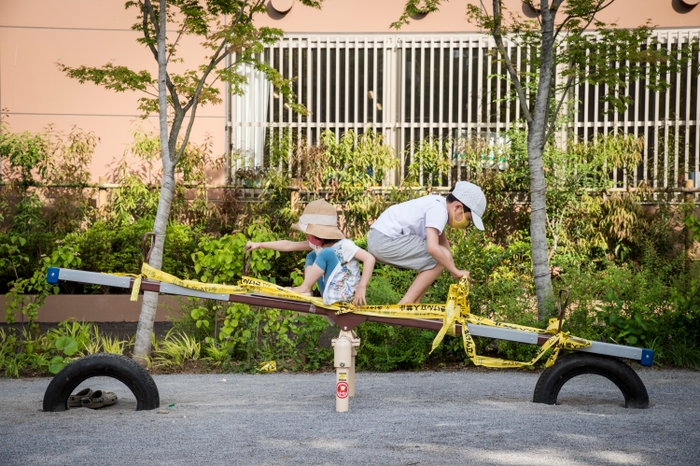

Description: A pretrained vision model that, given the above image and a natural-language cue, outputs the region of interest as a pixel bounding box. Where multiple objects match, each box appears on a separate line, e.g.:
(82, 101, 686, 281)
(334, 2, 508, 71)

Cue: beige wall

(0, 0, 226, 184)
(1, 294, 184, 322)
(259, 0, 700, 33)
(1, 0, 698, 183)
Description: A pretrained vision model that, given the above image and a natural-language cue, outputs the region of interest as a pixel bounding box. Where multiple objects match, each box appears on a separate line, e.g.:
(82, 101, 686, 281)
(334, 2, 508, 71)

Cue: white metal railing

(228, 30, 700, 190)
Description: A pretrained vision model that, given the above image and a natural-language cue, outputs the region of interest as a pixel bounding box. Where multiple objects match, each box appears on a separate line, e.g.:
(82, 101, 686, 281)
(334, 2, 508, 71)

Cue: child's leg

(399, 244, 452, 304)
(293, 263, 324, 294)
(399, 264, 444, 304)
(295, 248, 336, 296)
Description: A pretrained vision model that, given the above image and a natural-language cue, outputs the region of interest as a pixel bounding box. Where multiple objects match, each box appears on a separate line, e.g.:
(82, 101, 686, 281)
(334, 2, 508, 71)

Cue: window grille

(228, 30, 700, 191)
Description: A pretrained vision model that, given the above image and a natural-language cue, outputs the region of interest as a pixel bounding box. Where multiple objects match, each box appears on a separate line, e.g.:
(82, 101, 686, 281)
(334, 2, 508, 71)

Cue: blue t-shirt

(304, 239, 361, 304)
(305, 247, 339, 294)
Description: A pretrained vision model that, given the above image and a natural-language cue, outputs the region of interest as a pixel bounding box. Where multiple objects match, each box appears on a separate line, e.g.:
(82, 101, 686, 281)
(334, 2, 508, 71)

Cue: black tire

(43, 353, 160, 412)
(533, 352, 649, 409)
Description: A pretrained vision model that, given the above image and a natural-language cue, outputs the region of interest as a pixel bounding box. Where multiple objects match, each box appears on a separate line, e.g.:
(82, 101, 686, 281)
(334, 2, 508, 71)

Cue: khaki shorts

(367, 229, 438, 272)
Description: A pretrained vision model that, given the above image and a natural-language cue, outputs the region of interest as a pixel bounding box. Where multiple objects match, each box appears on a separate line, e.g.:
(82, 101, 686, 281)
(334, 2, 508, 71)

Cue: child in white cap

(367, 181, 486, 304)
(245, 199, 375, 306)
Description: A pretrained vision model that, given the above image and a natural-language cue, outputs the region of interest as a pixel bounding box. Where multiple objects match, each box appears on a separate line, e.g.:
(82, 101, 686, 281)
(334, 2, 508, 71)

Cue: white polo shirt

(370, 195, 448, 239)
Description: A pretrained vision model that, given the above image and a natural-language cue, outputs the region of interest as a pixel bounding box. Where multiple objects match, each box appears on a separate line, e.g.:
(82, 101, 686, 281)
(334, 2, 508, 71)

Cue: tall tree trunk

(529, 1, 555, 319)
(133, 0, 173, 365)
(527, 136, 553, 319)
(132, 169, 175, 363)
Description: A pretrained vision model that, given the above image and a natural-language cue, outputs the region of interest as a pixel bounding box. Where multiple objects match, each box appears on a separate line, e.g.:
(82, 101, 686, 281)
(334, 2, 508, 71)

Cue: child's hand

(245, 241, 259, 251)
(451, 269, 470, 281)
(353, 285, 367, 307)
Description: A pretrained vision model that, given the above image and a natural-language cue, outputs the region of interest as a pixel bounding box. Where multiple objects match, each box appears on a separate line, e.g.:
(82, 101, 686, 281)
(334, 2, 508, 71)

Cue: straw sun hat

(292, 199, 345, 240)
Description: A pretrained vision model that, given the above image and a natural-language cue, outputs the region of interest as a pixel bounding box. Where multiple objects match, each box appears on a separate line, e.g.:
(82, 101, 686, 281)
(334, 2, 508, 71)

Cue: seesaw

(42, 263, 653, 413)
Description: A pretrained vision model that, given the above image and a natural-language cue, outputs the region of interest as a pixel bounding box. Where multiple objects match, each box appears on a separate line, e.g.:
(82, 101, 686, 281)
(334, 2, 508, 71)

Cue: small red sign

(336, 381, 349, 399)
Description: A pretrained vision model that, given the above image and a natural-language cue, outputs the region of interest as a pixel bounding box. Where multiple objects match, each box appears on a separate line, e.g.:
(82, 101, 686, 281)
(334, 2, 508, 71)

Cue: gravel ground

(0, 367, 698, 466)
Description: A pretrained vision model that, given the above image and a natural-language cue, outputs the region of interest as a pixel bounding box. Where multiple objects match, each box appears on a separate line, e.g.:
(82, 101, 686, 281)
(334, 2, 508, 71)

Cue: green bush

(78, 218, 153, 277)
(355, 323, 435, 371)
(172, 299, 334, 372)
(5, 238, 82, 329)
(3, 123, 700, 373)
(0, 321, 94, 377)
(0, 232, 57, 293)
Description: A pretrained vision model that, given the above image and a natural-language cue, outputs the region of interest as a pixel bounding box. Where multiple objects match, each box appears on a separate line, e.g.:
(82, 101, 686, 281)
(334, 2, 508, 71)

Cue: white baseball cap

(451, 181, 487, 231)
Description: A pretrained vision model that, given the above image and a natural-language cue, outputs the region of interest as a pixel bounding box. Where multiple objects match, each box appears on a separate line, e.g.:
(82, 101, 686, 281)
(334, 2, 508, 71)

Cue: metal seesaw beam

(46, 267, 653, 366)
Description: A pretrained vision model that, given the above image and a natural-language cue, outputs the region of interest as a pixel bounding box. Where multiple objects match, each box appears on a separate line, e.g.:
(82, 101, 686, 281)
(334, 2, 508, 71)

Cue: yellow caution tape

(130, 276, 142, 302)
(111, 272, 141, 302)
(257, 361, 277, 373)
(460, 325, 590, 369)
(430, 281, 466, 352)
(141, 263, 247, 295)
(128, 264, 591, 368)
(340, 304, 445, 319)
(238, 276, 355, 311)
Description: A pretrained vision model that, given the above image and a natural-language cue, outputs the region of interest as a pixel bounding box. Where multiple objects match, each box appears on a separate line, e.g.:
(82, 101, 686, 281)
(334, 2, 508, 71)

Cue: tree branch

(142, 0, 182, 115)
(247, 0, 267, 22)
(493, 0, 533, 123)
(182, 40, 226, 115)
(142, 0, 160, 62)
(175, 100, 199, 164)
(544, 73, 576, 142)
(167, 24, 187, 65)
(554, 0, 610, 40)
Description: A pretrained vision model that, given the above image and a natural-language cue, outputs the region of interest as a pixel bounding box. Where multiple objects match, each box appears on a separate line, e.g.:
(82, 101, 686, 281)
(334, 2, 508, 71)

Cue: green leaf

(55, 336, 79, 355)
(48, 356, 66, 375)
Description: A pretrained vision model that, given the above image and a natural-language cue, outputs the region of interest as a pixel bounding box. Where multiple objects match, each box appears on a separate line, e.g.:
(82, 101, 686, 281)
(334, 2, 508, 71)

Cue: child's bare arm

(245, 240, 310, 252)
(352, 248, 376, 307)
(425, 228, 468, 279)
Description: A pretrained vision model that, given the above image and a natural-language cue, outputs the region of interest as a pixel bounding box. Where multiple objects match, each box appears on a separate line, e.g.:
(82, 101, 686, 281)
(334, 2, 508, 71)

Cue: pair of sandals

(67, 388, 118, 409)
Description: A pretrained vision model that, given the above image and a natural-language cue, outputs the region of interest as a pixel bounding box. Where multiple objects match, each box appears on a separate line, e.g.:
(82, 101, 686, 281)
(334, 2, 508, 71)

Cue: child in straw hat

(245, 199, 375, 306)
